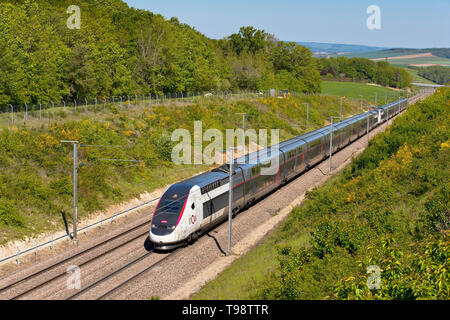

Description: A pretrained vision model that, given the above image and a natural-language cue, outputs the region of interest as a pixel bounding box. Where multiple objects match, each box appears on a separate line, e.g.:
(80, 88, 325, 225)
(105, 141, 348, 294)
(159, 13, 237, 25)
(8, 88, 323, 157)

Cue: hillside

(0, 0, 321, 106)
(345, 48, 450, 60)
(194, 88, 449, 300)
(343, 49, 450, 68)
(297, 42, 386, 57)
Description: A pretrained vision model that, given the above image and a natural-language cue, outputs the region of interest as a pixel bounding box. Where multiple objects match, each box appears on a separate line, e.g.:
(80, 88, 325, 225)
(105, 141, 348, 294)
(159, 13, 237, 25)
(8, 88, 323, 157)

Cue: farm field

(344, 50, 450, 67)
(321, 81, 400, 104)
(388, 56, 450, 67)
(344, 50, 411, 59)
(193, 87, 449, 300)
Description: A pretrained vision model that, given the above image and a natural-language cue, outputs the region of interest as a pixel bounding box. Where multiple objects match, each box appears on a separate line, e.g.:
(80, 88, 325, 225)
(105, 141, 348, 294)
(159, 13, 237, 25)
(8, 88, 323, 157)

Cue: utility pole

(367, 106, 371, 145)
(359, 95, 363, 112)
(227, 147, 237, 256)
(340, 97, 344, 119)
(58, 142, 142, 247)
(235, 113, 247, 156)
(60, 140, 79, 246)
(303, 103, 310, 132)
(329, 116, 340, 174)
(9, 105, 14, 124)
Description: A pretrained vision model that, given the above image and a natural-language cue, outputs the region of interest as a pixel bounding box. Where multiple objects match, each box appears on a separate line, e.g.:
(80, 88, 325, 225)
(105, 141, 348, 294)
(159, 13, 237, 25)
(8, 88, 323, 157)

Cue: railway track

(0, 215, 153, 300)
(72, 251, 176, 300)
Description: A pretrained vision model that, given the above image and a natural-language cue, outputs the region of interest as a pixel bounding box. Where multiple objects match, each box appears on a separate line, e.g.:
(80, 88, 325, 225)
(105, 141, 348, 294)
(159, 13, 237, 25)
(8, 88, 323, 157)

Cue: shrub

(0, 199, 23, 227)
(422, 183, 450, 232)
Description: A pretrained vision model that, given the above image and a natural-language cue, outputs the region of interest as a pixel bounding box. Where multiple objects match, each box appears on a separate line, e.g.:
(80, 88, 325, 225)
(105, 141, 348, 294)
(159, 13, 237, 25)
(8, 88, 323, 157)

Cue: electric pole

(60, 140, 79, 246)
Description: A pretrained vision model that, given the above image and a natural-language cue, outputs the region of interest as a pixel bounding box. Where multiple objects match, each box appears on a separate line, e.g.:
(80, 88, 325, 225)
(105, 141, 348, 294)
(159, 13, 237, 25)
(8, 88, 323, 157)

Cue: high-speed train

(149, 98, 409, 250)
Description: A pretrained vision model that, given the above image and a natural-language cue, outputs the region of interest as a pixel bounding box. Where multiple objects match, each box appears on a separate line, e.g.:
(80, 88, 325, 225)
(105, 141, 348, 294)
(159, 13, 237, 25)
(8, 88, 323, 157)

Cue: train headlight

(152, 224, 157, 228)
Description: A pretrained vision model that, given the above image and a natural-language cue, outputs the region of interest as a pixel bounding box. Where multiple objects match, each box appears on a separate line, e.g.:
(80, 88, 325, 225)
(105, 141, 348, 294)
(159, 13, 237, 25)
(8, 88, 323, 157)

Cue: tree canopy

(0, 0, 412, 106)
(318, 56, 412, 88)
(0, 0, 321, 105)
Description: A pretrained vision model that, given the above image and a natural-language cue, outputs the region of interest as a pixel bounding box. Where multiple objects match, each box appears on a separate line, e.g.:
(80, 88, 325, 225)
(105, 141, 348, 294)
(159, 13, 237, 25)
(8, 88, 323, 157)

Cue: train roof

(178, 170, 228, 188)
(175, 100, 407, 186)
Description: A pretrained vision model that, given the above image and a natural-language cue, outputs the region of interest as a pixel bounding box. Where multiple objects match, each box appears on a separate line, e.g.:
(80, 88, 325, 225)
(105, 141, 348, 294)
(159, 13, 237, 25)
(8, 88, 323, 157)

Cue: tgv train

(149, 98, 409, 250)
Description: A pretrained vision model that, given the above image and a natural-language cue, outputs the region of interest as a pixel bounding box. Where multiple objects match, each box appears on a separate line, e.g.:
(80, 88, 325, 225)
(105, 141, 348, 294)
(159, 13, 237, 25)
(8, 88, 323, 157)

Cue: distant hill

(297, 41, 387, 57)
(343, 48, 450, 68)
(345, 48, 450, 60)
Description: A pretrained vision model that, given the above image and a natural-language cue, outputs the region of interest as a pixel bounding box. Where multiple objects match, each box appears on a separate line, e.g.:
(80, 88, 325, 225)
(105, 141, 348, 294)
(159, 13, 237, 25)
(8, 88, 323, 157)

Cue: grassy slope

(404, 68, 436, 84)
(321, 81, 399, 103)
(0, 94, 375, 245)
(193, 88, 449, 300)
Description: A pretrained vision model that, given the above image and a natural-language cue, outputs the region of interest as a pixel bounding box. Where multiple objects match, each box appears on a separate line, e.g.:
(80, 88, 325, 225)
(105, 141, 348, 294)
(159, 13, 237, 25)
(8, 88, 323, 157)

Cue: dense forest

(317, 56, 412, 88)
(414, 66, 450, 85)
(0, 0, 321, 106)
(0, 0, 412, 107)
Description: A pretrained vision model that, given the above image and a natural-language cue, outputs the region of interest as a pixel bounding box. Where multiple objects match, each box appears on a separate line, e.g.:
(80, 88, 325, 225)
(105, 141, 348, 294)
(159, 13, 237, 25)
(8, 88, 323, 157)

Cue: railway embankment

(190, 89, 448, 300)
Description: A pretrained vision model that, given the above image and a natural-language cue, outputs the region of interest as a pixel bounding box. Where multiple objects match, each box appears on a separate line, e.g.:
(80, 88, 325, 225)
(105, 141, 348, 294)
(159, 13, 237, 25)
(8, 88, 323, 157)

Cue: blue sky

(124, 0, 450, 48)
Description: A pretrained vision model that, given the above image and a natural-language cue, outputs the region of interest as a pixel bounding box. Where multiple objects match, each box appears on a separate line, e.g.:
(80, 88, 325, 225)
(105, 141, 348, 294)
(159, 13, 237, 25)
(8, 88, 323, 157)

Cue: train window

(201, 180, 222, 194)
(191, 203, 195, 210)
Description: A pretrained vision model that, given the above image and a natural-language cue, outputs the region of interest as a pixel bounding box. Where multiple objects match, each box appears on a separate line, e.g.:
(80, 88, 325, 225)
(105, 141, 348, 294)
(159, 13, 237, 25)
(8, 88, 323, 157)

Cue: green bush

(423, 183, 450, 232)
(311, 221, 363, 258)
(0, 199, 23, 227)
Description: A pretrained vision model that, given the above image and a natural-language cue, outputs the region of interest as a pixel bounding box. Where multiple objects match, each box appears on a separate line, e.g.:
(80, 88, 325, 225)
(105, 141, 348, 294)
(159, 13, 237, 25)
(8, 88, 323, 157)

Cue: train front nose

(151, 216, 177, 236)
(149, 184, 191, 246)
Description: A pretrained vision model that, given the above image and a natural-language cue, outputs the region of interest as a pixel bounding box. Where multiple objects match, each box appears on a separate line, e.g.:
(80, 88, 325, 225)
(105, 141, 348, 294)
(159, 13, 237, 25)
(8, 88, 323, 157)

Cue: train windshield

(158, 200, 181, 214)
(152, 184, 192, 235)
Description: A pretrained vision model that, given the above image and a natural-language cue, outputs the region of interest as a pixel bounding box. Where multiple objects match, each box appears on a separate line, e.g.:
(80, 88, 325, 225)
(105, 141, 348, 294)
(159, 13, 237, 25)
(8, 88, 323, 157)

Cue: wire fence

(0, 90, 274, 123)
(0, 88, 417, 128)
(0, 196, 160, 266)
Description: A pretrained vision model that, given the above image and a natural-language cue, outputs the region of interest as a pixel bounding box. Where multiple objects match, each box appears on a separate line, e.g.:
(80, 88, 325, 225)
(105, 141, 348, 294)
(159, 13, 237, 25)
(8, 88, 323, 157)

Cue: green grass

(403, 68, 436, 84)
(193, 88, 450, 300)
(321, 81, 399, 104)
